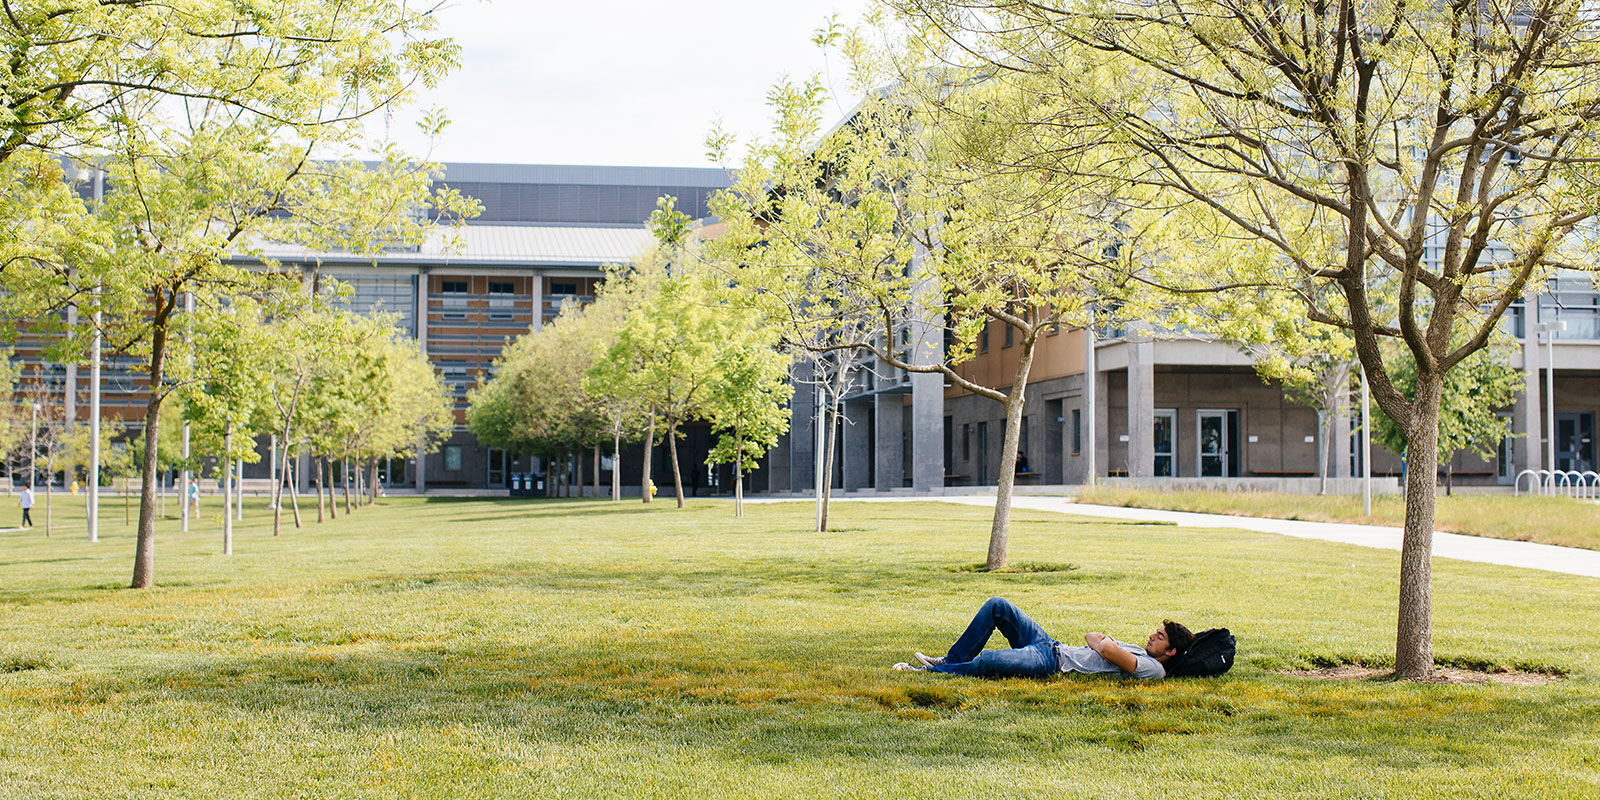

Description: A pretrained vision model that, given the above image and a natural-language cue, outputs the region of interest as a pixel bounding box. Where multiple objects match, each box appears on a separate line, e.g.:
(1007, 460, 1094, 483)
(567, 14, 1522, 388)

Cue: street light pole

(1534, 319, 1567, 493)
(1361, 368, 1371, 516)
(30, 402, 40, 489)
(88, 166, 103, 543)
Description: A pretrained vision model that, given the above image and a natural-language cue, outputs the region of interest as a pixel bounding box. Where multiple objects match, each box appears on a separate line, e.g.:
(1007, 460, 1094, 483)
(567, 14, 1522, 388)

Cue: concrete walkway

(933, 495, 1600, 580)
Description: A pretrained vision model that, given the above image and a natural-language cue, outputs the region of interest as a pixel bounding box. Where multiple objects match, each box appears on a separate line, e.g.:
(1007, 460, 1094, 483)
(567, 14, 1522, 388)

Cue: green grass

(2, 496, 1598, 798)
(1076, 486, 1600, 551)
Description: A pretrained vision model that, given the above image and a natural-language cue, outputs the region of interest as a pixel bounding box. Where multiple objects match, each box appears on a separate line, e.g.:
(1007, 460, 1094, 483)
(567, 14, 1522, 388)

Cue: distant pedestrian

(19, 486, 34, 528)
(188, 481, 201, 515)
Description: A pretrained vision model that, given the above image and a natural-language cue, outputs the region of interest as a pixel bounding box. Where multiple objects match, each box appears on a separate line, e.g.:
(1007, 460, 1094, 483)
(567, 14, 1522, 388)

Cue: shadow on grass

(26, 636, 1593, 772)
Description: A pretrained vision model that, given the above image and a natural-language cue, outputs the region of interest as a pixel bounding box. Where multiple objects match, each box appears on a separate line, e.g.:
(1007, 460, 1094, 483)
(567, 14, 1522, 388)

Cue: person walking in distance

(19, 485, 34, 528)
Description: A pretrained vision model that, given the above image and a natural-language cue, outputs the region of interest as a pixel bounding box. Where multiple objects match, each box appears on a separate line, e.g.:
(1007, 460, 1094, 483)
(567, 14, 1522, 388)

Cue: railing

(1514, 469, 1600, 499)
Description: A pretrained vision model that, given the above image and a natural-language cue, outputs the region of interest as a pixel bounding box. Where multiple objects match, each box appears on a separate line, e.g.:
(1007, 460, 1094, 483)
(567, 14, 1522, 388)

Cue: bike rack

(1514, 469, 1541, 495)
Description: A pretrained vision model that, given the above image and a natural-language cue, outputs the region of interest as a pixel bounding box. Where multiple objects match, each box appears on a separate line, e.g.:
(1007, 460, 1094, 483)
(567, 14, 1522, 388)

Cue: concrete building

(8, 162, 733, 492)
(758, 272, 1600, 494)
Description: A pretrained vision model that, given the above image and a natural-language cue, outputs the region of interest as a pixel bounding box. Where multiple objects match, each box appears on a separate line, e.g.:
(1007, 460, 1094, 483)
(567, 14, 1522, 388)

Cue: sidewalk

(936, 495, 1600, 580)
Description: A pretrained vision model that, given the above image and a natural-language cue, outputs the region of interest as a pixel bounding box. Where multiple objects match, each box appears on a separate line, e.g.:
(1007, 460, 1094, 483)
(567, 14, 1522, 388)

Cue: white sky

(374, 0, 877, 168)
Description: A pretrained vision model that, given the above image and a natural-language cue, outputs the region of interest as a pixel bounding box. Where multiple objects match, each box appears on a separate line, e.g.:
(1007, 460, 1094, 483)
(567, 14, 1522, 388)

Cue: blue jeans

(927, 597, 1059, 679)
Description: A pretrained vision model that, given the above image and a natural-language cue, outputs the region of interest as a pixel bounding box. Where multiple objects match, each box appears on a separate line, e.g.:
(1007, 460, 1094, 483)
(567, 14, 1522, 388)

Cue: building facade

(759, 273, 1600, 494)
(8, 162, 733, 492)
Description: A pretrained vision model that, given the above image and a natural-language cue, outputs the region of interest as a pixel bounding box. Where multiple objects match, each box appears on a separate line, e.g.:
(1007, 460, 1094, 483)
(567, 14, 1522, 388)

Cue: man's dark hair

(1163, 620, 1195, 656)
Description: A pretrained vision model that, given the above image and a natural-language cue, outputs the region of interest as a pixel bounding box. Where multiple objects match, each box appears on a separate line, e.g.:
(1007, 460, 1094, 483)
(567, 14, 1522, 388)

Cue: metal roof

(248, 224, 656, 268)
(435, 162, 731, 188)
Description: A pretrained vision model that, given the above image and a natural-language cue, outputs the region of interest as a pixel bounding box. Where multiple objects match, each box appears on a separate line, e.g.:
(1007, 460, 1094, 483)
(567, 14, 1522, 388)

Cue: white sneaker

(914, 652, 946, 668)
(891, 662, 924, 671)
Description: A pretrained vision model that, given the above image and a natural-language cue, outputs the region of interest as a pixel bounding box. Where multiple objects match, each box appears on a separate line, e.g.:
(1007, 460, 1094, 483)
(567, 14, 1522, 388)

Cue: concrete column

(1127, 336, 1156, 478)
(64, 303, 77, 425)
(909, 235, 945, 494)
(843, 398, 872, 491)
(911, 373, 944, 492)
(415, 269, 429, 493)
(530, 272, 543, 334)
(1521, 320, 1542, 475)
(1094, 369, 1110, 481)
(874, 392, 905, 491)
(1333, 381, 1353, 479)
(788, 362, 816, 494)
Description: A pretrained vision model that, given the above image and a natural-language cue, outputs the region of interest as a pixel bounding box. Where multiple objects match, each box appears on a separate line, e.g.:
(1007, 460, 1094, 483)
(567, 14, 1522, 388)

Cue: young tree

(702, 334, 794, 517)
(1372, 344, 1523, 496)
(895, 0, 1600, 676)
(708, 30, 1136, 561)
(590, 258, 744, 509)
(0, 3, 469, 590)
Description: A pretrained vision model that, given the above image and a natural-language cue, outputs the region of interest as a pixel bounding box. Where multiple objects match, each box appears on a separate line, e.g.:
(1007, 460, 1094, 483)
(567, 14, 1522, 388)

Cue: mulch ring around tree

(1284, 664, 1563, 686)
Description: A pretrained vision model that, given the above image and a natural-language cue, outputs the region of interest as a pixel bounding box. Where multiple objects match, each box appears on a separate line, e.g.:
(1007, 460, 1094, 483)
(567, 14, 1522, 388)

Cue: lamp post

(1533, 319, 1567, 493)
(29, 402, 40, 489)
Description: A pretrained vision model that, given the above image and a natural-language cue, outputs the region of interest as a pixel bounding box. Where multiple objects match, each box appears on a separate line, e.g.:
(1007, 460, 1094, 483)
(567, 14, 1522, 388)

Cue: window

(979, 324, 989, 353)
(1496, 412, 1514, 484)
(1071, 409, 1082, 456)
(488, 281, 515, 295)
(440, 279, 469, 294)
(443, 446, 463, 471)
(1153, 409, 1176, 477)
(1004, 323, 1014, 348)
(549, 281, 579, 295)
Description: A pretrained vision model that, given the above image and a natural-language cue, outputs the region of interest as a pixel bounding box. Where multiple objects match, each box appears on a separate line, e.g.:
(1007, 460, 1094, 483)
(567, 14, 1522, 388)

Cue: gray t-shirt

(1055, 640, 1166, 679)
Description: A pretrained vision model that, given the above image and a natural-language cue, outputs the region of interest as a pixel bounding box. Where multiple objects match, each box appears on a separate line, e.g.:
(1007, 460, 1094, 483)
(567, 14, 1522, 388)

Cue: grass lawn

(1076, 486, 1600, 551)
(2, 495, 1598, 799)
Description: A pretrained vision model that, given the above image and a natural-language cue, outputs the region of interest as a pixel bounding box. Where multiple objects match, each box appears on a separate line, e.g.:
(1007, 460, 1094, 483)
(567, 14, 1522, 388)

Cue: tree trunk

(986, 335, 1042, 570)
(368, 458, 378, 504)
(44, 448, 52, 538)
(223, 426, 233, 556)
(667, 421, 685, 508)
(315, 453, 325, 523)
(343, 458, 353, 515)
(1395, 372, 1444, 680)
(734, 427, 744, 518)
(131, 314, 171, 589)
(272, 439, 288, 537)
(1317, 410, 1329, 496)
(325, 458, 337, 520)
(641, 415, 655, 503)
(287, 458, 302, 528)
(820, 392, 840, 532)
(592, 442, 600, 499)
(612, 429, 622, 501)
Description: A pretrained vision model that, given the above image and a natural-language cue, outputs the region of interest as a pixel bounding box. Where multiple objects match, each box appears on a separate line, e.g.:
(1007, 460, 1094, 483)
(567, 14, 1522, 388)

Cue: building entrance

(1198, 409, 1240, 477)
(1555, 412, 1595, 472)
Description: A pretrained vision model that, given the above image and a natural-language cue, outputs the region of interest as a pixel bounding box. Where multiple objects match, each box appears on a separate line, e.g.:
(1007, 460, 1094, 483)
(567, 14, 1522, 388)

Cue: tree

(894, 0, 1600, 676)
(707, 27, 1137, 560)
(1372, 343, 1523, 496)
(471, 300, 606, 498)
(589, 257, 741, 509)
(702, 333, 794, 517)
(0, 2, 471, 589)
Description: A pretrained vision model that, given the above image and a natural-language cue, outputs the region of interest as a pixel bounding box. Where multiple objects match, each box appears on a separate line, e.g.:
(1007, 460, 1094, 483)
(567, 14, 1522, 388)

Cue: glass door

(1197, 410, 1239, 477)
(487, 448, 508, 488)
(1496, 413, 1514, 484)
(1153, 409, 1176, 476)
(1555, 413, 1595, 472)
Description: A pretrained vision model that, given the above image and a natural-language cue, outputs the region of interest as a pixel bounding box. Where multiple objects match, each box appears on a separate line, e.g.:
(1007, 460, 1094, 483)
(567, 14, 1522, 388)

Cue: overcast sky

(375, 0, 876, 169)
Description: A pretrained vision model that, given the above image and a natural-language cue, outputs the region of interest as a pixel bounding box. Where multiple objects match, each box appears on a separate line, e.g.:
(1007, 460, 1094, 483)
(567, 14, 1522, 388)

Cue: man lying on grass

(894, 597, 1194, 680)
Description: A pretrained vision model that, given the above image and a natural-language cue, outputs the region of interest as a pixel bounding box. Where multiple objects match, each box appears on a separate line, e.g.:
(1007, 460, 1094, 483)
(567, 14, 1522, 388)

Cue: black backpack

(1167, 628, 1236, 678)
